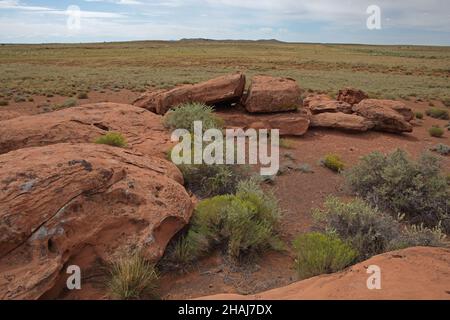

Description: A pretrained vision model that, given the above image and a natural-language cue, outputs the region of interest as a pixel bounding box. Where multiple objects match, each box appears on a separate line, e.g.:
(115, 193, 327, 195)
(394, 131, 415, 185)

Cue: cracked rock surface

(0, 143, 193, 299)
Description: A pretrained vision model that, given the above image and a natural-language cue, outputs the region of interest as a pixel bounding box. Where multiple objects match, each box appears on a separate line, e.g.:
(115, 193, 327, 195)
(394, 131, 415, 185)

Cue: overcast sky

(1, 0, 449, 45)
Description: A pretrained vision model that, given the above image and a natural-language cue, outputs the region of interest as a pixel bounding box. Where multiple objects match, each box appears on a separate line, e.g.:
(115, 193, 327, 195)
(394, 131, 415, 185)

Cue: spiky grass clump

(108, 253, 159, 300)
(95, 132, 127, 148)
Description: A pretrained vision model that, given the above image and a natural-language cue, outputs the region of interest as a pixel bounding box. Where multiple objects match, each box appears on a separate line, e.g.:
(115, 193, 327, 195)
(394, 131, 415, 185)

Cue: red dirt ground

(1, 92, 448, 300)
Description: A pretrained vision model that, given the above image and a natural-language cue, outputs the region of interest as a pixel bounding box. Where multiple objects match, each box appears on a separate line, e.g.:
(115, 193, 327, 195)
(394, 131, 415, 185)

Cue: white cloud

(1, 0, 449, 44)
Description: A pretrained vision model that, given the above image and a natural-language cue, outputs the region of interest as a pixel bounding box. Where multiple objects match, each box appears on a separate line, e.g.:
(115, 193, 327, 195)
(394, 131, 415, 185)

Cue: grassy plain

(1, 40, 450, 102)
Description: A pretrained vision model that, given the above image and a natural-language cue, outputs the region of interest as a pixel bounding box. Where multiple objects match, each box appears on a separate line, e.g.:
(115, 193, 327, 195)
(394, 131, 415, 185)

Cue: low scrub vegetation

(389, 224, 446, 250)
(314, 197, 401, 260)
(431, 143, 450, 156)
(77, 92, 89, 99)
(292, 232, 357, 280)
(178, 164, 251, 198)
(278, 138, 295, 149)
(163, 179, 282, 266)
(0, 99, 8, 106)
(426, 108, 449, 120)
(429, 126, 445, 138)
(314, 197, 446, 261)
(414, 111, 424, 119)
(107, 252, 159, 300)
(95, 132, 127, 148)
(62, 98, 77, 108)
(321, 154, 345, 172)
(345, 150, 449, 233)
(163, 102, 223, 133)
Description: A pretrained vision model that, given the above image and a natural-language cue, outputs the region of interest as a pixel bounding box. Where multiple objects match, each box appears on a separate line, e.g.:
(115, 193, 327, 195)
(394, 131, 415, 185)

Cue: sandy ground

(1, 91, 448, 300)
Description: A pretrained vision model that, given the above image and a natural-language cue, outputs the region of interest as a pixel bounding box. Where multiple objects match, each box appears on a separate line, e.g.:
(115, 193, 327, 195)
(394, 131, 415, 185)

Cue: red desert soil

(198, 247, 450, 300)
(1, 92, 449, 300)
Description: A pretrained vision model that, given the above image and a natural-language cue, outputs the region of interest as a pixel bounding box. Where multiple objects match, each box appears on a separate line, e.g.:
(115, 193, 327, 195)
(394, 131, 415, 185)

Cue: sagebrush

(345, 150, 449, 233)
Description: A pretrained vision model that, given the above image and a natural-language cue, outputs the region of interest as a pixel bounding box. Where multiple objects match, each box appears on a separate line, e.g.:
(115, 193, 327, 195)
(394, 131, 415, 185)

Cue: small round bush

(77, 92, 89, 99)
(0, 100, 8, 106)
(292, 232, 357, 280)
(322, 154, 345, 172)
(426, 108, 449, 120)
(163, 102, 223, 133)
(95, 132, 127, 148)
(62, 98, 77, 108)
(414, 112, 424, 120)
(429, 126, 444, 138)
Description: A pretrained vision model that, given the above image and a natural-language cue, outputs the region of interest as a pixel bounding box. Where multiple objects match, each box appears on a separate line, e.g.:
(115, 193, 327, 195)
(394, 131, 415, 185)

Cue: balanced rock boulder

(0, 143, 193, 300)
(133, 73, 246, 115)
(0, 103, 172, 157)
(219, 111, 310, 136)
(244, 76, 302, 113)
(311, 112, 374, 132)
(353, 99, 413, 133)
(337, 87, 369, 106)
(305, 95, 353, 114)
(199, 247, 450, 300)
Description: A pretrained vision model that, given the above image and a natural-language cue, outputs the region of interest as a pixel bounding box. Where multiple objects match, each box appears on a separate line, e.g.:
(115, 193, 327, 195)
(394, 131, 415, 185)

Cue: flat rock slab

(244, 75, 302, 113)
(198, 247, 450, 300)
(134, 73, 246, 115)
(311, 112, 375, 132)
(353, 99, 414, 133)
(0, 102, 172, 157)
(0, 143, 193, 300)
(219, 111, 310, 136)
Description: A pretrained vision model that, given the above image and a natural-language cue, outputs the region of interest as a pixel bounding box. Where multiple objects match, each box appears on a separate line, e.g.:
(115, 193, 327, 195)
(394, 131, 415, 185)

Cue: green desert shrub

(313, 197, 401, 260)
(292, 232, 357, 280)
(95, 132, 127, 148)
(108, 252, 159, 300)
(278, 138, 294, 149)
(77, 92, 89, 99)
(62, 98, 77, 108)
(313, 197, 447, 259)
(429, 126, 444, 138)
(414, 112, 424, 119)
(431, 143, 450, 156)
(163, 102, 223, 133)
(0, 99, 9, 106)
(165, 179, 282, 264)
(426, 108, 449, 120)
(321, 154, 345, 172)
(178, 164, 250, 198)
(345, 150, 449, 233)
(14, 95, 26, 103)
